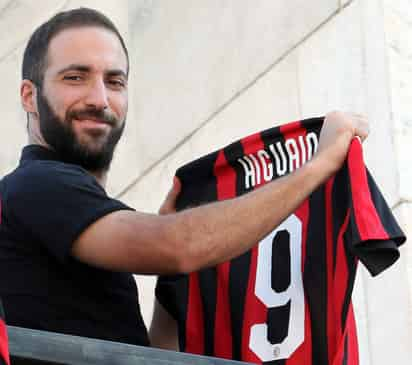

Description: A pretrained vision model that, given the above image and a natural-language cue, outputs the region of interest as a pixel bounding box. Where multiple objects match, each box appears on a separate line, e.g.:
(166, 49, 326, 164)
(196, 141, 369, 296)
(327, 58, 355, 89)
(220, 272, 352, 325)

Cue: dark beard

(37, 90, 125, 172)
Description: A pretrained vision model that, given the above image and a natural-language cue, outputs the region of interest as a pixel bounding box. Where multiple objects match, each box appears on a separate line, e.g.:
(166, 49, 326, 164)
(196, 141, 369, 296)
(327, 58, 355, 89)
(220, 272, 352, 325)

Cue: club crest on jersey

(237, 132, 318, 189)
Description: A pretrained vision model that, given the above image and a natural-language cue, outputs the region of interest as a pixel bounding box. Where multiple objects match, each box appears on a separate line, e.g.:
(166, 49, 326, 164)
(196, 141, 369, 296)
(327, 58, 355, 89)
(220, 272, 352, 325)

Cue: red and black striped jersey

(0, 300, 9, 365)
(156, 117, 405, 365)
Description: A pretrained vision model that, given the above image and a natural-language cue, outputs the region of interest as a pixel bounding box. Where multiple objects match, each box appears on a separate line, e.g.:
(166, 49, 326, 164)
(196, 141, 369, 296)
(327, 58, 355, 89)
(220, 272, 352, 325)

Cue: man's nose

(84, 78, 109, 110)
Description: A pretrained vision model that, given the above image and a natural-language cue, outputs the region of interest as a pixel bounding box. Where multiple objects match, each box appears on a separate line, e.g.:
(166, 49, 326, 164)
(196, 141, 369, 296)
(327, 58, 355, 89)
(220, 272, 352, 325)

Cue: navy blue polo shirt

(0, 145, 149, 346)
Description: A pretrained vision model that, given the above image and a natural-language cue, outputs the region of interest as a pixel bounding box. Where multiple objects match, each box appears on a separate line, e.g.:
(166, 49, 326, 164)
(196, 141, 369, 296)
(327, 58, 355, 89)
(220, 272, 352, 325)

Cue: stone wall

(0, 0, 411, 363)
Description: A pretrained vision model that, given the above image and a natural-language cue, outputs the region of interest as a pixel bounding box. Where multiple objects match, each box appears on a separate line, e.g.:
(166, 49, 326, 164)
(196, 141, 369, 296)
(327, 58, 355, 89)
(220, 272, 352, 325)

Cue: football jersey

(0, 301, 9, 365)
(156, 117, 406, 365)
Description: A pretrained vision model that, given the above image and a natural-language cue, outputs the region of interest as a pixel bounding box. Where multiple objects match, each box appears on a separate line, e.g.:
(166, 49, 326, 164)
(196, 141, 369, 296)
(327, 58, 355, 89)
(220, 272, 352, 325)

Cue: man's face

(37, 26, 128, 171)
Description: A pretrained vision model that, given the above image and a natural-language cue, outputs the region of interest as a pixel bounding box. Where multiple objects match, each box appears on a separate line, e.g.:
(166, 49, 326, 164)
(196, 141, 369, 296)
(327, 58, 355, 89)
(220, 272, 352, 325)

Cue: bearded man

(0, 8, 368, 346)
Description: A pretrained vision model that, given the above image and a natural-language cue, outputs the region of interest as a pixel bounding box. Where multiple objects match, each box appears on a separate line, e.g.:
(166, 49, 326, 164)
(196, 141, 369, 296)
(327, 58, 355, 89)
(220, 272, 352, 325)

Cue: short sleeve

(345, 139, 406, 276)
(5, 161, 133, 263)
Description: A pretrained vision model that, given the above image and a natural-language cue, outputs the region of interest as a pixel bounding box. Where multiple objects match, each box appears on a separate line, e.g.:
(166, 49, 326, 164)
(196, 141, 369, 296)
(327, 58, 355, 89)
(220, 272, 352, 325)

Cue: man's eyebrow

(105, 69, 128, 79)
(56, 65, 127, 79)
(57, 64, 91, 74)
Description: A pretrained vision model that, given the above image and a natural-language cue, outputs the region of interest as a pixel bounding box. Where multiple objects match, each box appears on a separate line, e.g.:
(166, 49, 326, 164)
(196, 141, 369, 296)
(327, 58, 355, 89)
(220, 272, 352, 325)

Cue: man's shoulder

(22, 158, 87, 177)
(1, 160, 95, 198)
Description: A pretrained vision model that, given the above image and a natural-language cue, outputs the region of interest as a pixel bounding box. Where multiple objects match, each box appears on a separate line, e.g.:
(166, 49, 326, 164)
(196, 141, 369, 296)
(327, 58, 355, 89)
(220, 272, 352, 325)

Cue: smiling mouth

(72, 119, 113, 139)
(74, 118, 111, 127)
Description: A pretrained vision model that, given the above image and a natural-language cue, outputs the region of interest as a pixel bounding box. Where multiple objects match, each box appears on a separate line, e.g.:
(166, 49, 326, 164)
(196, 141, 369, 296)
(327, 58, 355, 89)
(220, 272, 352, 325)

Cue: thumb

(158, 176, 181, 215)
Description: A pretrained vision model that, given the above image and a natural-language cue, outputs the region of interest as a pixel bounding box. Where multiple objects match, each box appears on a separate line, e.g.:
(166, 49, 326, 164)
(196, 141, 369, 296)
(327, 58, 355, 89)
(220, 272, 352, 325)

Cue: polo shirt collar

(20, 145, 61, 164)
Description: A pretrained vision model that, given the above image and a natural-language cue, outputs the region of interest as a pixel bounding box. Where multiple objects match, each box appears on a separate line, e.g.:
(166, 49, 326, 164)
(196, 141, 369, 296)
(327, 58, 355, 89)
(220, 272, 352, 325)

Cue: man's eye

(63, 75, 82, 81)
(108, 79, 126, 88)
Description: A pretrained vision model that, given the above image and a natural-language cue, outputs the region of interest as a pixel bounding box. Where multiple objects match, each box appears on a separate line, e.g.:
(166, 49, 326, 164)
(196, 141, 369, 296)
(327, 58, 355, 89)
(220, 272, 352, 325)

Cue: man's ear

(21, 79, 38, 115)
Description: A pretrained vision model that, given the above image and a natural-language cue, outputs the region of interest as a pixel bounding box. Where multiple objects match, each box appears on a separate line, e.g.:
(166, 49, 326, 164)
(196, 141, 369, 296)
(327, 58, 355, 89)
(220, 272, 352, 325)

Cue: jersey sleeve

(4, 161, 133, 264)
(346, 139, 406, 276)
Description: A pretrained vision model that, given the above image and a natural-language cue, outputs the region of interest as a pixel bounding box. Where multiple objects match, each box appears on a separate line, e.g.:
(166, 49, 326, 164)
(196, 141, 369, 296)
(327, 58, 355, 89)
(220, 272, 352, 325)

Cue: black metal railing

(7, 326, 252, 365)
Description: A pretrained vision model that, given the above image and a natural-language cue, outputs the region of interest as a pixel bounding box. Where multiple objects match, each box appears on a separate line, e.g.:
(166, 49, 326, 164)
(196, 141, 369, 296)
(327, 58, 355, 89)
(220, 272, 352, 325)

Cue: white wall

(0, 0, 411, 363)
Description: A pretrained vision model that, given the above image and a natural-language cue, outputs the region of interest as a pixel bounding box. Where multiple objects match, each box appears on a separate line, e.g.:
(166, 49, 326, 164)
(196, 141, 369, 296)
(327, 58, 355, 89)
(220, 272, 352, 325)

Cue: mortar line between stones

(117, 4, 353, 198)
(116, 2, 356, 199)
(392, 199, 412, 210)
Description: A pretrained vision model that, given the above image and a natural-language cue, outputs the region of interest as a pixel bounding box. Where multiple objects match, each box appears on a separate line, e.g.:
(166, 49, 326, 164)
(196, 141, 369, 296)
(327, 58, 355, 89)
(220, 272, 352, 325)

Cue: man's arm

(72, 111, 369, 274)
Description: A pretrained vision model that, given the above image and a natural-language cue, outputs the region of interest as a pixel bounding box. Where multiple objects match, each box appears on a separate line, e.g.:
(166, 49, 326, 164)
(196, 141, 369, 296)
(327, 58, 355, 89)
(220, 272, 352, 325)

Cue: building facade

(0, 0, 411, 363)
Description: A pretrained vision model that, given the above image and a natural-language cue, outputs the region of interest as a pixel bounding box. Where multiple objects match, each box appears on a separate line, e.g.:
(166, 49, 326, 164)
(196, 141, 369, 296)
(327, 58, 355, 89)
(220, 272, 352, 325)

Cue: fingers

(173, 176, 182, 193)
(355, 116, 369, 142)
(317, 111, 371, 173)
(323, 111, 370, 142)
(158, 176, 181, 215)
(345, 112, 369, 142)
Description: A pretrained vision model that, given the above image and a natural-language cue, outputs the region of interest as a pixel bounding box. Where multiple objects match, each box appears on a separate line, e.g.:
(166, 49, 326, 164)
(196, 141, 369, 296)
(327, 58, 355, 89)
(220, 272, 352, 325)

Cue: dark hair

(22, 7, 129, 87)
